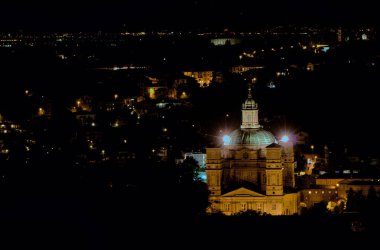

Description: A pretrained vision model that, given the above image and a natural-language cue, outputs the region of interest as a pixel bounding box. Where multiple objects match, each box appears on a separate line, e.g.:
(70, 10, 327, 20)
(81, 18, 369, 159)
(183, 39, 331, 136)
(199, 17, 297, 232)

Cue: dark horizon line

(0, 22, 378, 34)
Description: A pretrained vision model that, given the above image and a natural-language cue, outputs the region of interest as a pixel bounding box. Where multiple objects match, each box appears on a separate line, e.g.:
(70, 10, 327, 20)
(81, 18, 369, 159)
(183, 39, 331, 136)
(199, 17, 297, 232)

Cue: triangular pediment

(222, 187, 265, 197)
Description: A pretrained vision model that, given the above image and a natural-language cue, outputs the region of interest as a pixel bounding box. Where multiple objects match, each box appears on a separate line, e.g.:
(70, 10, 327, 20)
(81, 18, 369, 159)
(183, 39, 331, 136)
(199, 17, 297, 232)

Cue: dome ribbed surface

(229, 129, 276, 146)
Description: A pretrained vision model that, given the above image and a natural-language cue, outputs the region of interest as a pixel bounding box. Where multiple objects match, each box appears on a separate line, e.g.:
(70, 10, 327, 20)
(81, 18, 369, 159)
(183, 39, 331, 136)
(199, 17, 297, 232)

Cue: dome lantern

(241, 81, 260, 129)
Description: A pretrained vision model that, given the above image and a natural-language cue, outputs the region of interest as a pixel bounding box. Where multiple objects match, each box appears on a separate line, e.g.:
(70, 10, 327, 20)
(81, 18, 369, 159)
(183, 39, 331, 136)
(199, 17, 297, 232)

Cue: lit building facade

(300, 178, 380, 211)
(206, 84, 298, 215)
(210, 38, 241, 46)
(230, 65, 264, 74)
(183, 71, 213, 87)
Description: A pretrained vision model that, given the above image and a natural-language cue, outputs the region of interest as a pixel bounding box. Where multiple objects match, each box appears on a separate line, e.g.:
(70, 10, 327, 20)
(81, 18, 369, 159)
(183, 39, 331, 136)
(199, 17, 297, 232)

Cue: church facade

(206, 84, 299, 215)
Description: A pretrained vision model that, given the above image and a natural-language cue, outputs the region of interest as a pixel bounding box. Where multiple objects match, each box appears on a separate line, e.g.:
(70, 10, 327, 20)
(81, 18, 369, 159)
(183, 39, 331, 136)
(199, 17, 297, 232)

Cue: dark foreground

(0, 197, 377, 249)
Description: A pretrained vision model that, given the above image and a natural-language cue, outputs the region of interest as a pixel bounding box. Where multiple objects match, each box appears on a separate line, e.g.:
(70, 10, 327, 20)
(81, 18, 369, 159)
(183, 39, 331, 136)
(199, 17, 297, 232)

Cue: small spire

(241, 78, 260, 129)
(247, 77, 256, 99)
(247, 83, 252, 99)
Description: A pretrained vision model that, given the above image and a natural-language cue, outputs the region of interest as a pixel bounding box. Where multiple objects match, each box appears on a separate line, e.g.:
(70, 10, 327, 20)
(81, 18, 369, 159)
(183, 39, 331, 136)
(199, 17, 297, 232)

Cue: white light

(223, 135, 231, 145)
(281, 135, 289, 142)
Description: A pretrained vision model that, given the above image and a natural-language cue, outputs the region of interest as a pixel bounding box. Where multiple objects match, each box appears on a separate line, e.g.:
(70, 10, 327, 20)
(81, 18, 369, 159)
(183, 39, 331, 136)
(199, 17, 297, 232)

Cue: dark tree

(365, 185, 379, 214)
(297, 175, 315, 189)
(307, 201, 328, 216)
(178, 156, 200, 184)
(333, 202, 345, 214)
(234, 210, 263, 217)
(353, 190, 366, 212)
(367, 185, 377, 203)
(174, 157, 209, 215)
(346, 188, 355, 211)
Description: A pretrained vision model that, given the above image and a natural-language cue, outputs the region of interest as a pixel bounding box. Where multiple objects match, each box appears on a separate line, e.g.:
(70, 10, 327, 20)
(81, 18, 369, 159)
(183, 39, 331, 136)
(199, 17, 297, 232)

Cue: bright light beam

(281, 135, 289, 143)
(223, 135, 231, 145)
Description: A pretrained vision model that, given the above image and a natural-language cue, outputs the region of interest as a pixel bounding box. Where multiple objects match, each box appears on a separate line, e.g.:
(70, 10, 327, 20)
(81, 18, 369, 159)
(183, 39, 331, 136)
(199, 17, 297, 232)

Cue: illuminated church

(206, 84, 299, 215)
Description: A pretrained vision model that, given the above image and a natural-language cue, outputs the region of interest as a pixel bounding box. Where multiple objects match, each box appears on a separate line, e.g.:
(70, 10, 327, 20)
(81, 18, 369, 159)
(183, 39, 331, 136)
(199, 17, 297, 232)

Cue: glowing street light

(280, 135, 289, 143)
(223, 135, 231, 145)
(38, 107, 45, 116)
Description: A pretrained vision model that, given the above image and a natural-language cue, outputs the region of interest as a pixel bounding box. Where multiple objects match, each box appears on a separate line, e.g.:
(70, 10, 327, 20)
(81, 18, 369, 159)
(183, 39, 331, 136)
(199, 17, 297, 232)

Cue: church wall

(283, 193, 299, 215)
(206, 169, 222, 196)
(266, 148, 281, 160)
(217, 195, 299, 215)
(283, 162, 295, 188)
(223, 167, 259, 188)
(219, 196, 284, 215)
(206, 148, 222, 196)
(265, 168, 283, 196)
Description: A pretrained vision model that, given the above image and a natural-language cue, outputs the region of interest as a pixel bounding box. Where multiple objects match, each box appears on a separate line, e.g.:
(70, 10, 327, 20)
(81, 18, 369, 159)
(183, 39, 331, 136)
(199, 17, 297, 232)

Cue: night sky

(1, 0, 378, 31)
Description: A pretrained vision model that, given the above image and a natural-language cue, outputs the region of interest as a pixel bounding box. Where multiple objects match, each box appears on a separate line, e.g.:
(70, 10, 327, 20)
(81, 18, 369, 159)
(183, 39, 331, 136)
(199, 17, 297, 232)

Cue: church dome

(228, 129, 277, 146)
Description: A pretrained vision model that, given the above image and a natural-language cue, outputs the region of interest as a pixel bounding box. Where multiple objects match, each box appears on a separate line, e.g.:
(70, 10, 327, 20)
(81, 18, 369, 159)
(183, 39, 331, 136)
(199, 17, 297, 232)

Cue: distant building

(142, 74, 194, 99)
(306, 63, 315, 71)
(183, 71, 213, 87)
(144, 86, 168, 100)
(206, 84, 298, 215)
(210, 38, 241, 46)
(75, 112, 96, 127)
(230, 65, 264, 74)
(337, 28, 342, 43)
(295, 131, 309, 145)
(300, 189, 339, 209)
(303, 153, 319, 175)
(299, 177, 380, 211)
(71, 96, 94, 113)
(214, 71, 224, 84)
(336, 179, 380, 198)
(316, 178, 345, 189)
